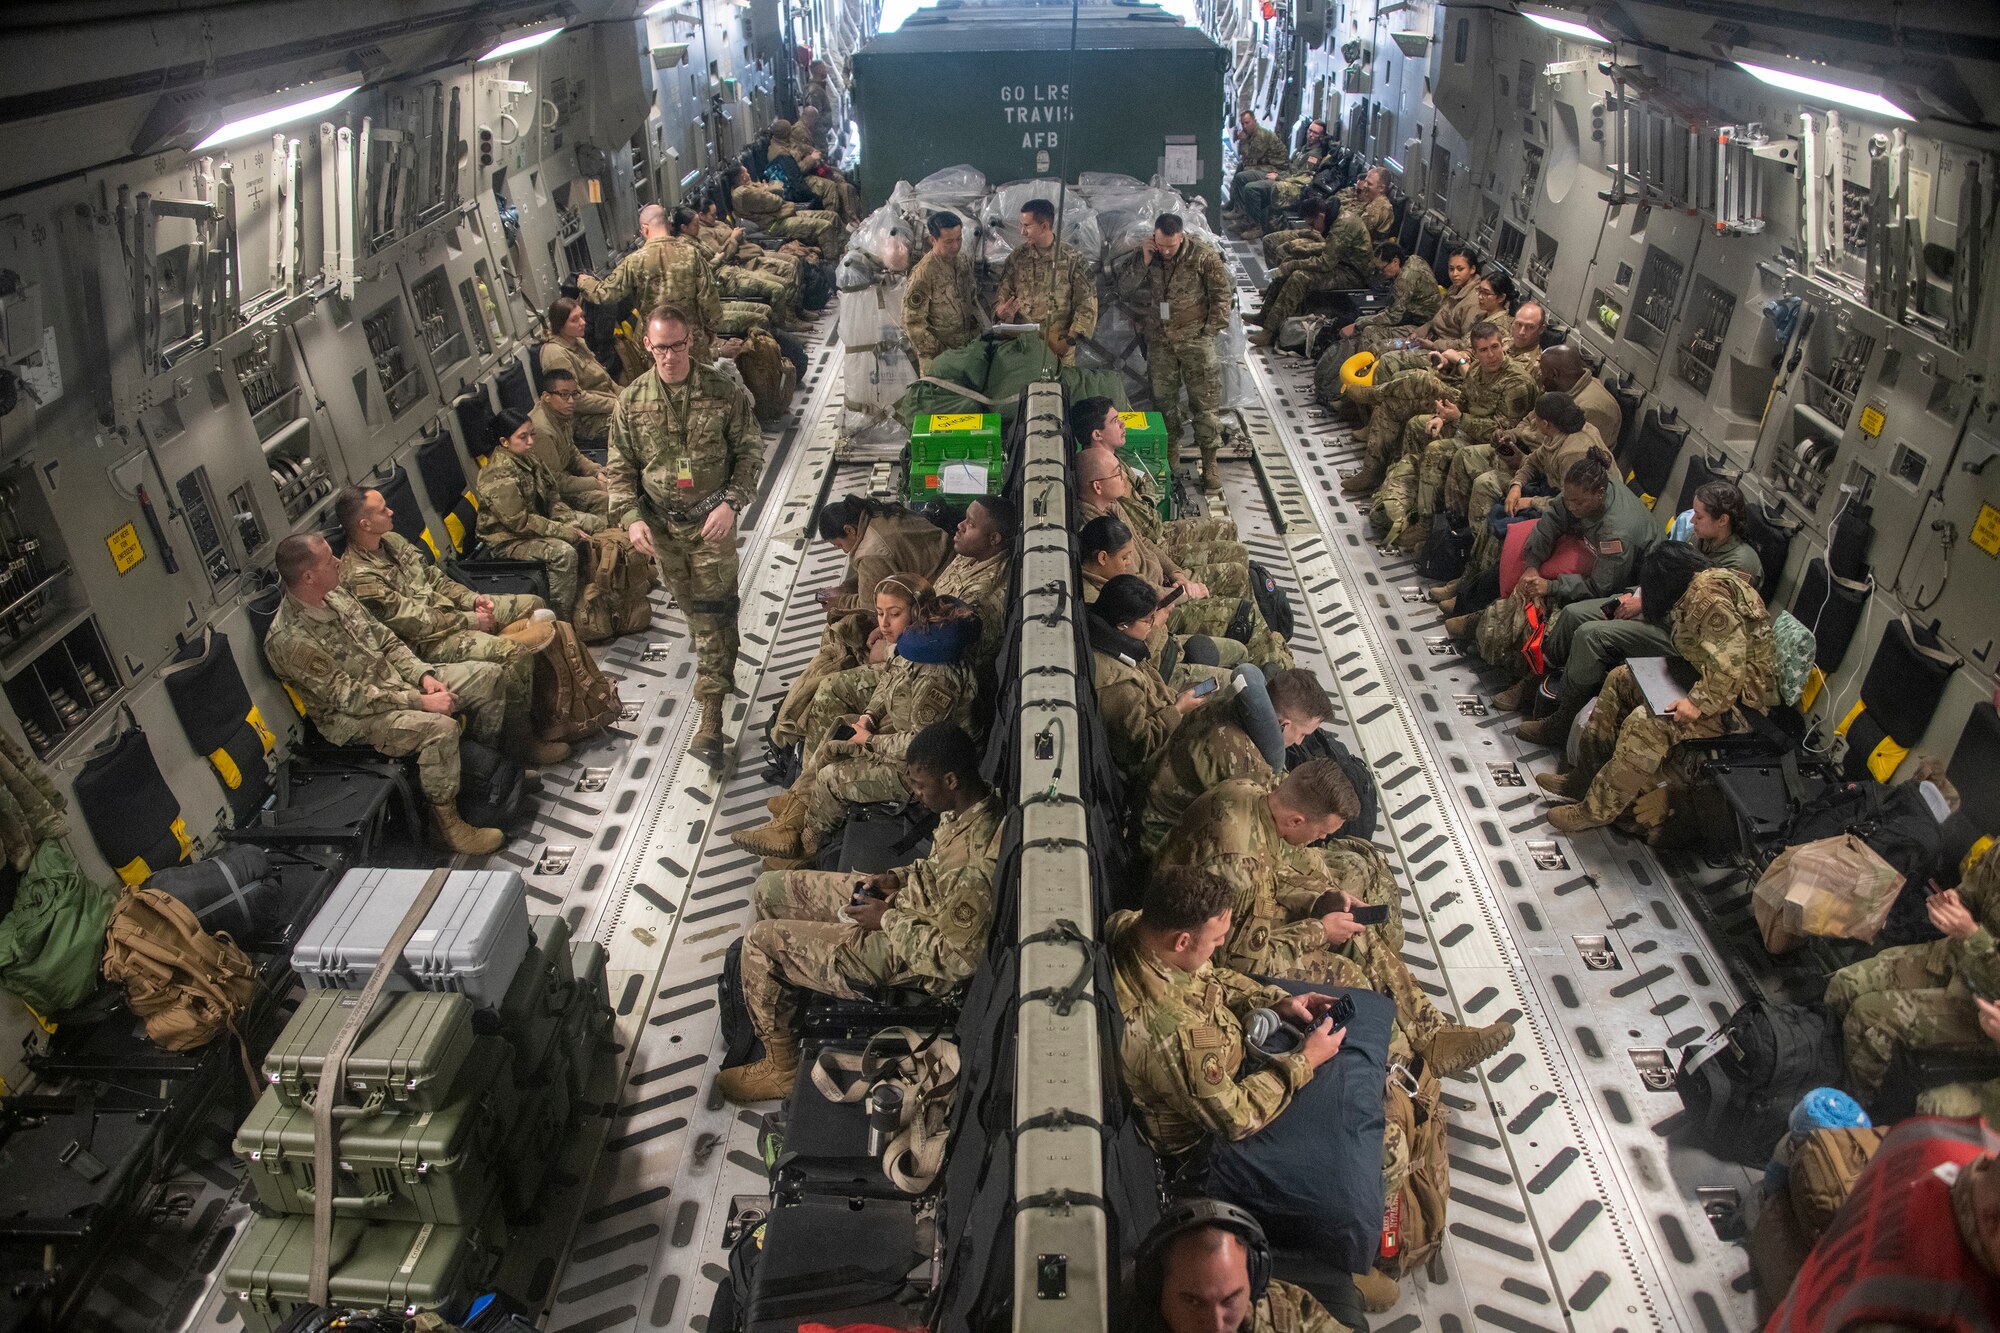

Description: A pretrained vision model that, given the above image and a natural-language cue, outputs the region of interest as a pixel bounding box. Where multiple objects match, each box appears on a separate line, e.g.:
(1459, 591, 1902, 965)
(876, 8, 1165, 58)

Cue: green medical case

(906, 412, 1003, 503)
(498, 1075, 568, 1218)
(223, 1201, 503, 1333)
(498, 937, 564, 1082)
(264, 990, 476, 1114)
(555, 940, 613, 1102)
(1115, 410, 1174, 519)
(234, 1039, 512, 1226)
(532, 914, 575, 996)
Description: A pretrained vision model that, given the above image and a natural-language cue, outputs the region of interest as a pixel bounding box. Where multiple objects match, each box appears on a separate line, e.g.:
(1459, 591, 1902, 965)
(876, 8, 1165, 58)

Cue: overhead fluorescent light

(1735, 58, 1915, 121)
(1521, 11, 1613, 44)
(192, 75, 363, 150)
(479, 25, 565, 62)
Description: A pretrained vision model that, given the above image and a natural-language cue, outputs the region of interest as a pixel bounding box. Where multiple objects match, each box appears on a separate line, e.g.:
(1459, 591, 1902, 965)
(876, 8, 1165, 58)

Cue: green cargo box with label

(223, 1204, 504, 1333)
(235, 1038, 513, 1225)
(1117, 411, 1174, 520)
(907, 413, 1003, 503)
(265, 990, 477, 1115)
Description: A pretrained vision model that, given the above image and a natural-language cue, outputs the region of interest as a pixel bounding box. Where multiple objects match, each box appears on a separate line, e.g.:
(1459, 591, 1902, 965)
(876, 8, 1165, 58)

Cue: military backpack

(574, 529, 655, 643)
(1377, 1056, 1449, 1280)
(532, 619, 622, 742)
(102, 886, 260, 1084)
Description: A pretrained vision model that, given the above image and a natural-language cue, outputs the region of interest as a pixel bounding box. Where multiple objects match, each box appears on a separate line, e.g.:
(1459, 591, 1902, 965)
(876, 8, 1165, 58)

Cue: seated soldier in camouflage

(539, 297, 621, 440)
(475, 408, 606, 616)
(902, 211, 984, 375)
(719, 723, 1003, 1103)
(1249, 197, 1372, 348)
(1322, 242, 1443, 371)
(1069, 397, 1238, 549)
(1357, 273, 1517, 389)
(1538, 544, 1777, 836)
(1075, 446, 1252, 599)
(677, 203, 808, 333)
(333, 486, 567, 768)
(265, 534, 511, 856)
(1821, 839, 2000, 1102)
(1344, 321, 1534, 501)
(1087, 575, 1207, 788)
(527, 368, 611, 510)
(1354, 246, 1484, 356)
(735, 600, 980, 863)
(932, 495, 1014, 673)
(787, 573, 934, 757)
(1136, 1203, 1355, 1333)
(1158, 761, 1514, 1073)
(726, 163, 845, 255)
(1915, 993, 2000, 1123)
(770, 495, 952, 747)
(1081, 517, 1287, 673)
(1517, 480, 1764, 740)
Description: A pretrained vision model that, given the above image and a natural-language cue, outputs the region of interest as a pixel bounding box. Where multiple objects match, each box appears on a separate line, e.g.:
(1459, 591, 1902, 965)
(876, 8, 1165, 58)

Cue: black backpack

(1248, 561, 1295, 641)
(1418, 514, 1471, 583)
(1673, 1000, 1844, 1165)
(456, 737, 528, 831)
(800, 260, 835, 311)
(1784, 779, 1943, 887)
(1287, 729, 1379, 842)
(718, 938, 764, 1071)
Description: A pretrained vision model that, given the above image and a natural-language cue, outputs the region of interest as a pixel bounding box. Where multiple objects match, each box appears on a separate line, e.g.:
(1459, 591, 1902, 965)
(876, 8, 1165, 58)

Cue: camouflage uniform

(607, 363, 763, 705)
(692, 224, 795, 320)
(1155, 778, 1438, 1057)
(1358, 277, 1482, 354)
(1115, 460, 1239, 550)
(1137, 697, 1275, 856)
(739, 795, 1004, 1045)
(1359, 354, 1534, 493)
(1238, 143, 1330, 230)
(1135, 235, 1233, 467)
(264, 589, 504, 803)
(527, 403, 609, 509)
(476, 448, 604, 613)
(1261, 226, 1324, 268)
(539, 337, 620, 436)
(934, 551, 1010, 671)
(731, 179, 845, 252)
(788, 656, 975, 843)
(580, 235, 724, 361)
(1335, 186, 1396, 242)
(338, 533, 544, 720)
(1231, 126, 1290, 205)
(1259, 215, 1371, 333)
(996, 239, 1098, 364)
(770, 510, 952, 746)
(1823, 846, 2000, 1094)
(1352, 255, 1443, 340)
(1542, 531, 1764, 705)
(1568, 569, 1778, 827)
(1250, 1281, 1351, 1333)
(1080, 496, 1252, 599)
(1091, 635, 1185, 788)
(902, 248, 982, 373)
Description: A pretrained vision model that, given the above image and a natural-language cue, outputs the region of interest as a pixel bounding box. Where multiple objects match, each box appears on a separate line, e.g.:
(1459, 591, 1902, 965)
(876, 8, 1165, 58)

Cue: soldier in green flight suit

(608, 305, 764, 766)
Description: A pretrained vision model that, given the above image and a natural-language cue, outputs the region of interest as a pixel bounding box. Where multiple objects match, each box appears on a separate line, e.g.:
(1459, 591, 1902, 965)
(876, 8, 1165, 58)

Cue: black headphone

(1134, 1199, 1273, 1310)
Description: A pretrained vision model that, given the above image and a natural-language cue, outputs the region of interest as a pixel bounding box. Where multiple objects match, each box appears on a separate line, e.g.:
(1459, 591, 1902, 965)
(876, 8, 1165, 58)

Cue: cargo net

(838, 168, 1248, 444)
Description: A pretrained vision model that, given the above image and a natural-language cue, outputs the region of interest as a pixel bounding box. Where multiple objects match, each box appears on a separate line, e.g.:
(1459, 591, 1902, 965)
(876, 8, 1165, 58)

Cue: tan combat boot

(1352, 1269, 1401, 1312)
(731, 791, 806, 858)
(431, 801, 504, 856)
(1546, 801, 1613, 834)
(690, 698, 726, 769)
(1422, 1020, 1515, 1075)
(1535, 769, 1588, 799)
(1201, 455, 1222, 493)
(1340, 460, 1386, 495)
(1426, 579, 1460, 603)
(1442, 612, 1477, 639)
(1491, 674, 1538, 713)
(1397, 517, 1430, 553)
(716, 1035, 800, 1105)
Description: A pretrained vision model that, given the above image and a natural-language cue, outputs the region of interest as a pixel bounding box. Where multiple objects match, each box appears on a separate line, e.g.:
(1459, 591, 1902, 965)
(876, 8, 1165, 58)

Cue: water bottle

(866, 1082, 905, 1157)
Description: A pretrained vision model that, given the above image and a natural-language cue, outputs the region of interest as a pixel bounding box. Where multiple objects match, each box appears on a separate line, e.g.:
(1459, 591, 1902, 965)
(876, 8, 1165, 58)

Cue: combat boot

(1422, 1020, 1515, 1074)
(1491, 673, 1538, 713)
(1535, 769, 1588, 799)
(1442, 612, 1477, 639)
(1201, 455, 1222, 493)
(732, 791, 805, 858)
(690, 698, 726, 769)
(1396, 516, 1430, 553)
(431, 802, 504, 856)
(1339, 460, 1385, 495)
(716, 1036, 800, 1105)
(1352, 1270, 1401, 1313)
(1517, 693, 1585, 747)
(503, 716, 571, 768)
(1547, 801, 1613, 834)
(1426, 578, 1460, 603)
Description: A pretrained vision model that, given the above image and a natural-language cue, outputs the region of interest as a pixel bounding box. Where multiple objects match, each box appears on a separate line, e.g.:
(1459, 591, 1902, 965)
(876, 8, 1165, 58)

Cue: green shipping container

(907, 413, 1003, 503)
(234, 1039, 512, 1226)
(1117, 410, 1174, 520)
(499, 938, 564, 1081)
(264, 990, 476, 1115)
(223, 1204, 502, 1333)
(533, 913, 575, 995)
(853, 5, 1226, 229)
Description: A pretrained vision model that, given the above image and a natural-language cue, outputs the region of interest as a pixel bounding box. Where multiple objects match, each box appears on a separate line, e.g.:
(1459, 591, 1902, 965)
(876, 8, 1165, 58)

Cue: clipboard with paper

(1628, 656, 1701, 715)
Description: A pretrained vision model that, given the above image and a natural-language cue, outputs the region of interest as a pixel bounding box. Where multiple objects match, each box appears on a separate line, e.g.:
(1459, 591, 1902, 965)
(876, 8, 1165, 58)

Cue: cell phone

(1324, 993, 1355, 1029)
(1349, 902, 1390, 926)
(1158, 583, 1186, 607)
(829, 722, 857, 742)
(1601, 597, 1624, 618)
(1190, 677, 1220, 698)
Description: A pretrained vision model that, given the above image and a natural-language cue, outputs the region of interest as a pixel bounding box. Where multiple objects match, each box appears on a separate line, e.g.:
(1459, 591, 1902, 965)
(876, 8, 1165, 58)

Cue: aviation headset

(1134, 1199, 1272, 1308)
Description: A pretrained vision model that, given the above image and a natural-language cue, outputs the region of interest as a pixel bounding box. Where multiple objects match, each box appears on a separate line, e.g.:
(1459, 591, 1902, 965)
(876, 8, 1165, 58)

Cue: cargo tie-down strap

(810, 1025, 960, 1195)
(308, 865, 454, 1306)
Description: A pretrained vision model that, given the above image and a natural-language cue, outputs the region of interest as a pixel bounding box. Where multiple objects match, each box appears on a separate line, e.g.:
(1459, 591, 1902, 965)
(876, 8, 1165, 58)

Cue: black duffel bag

(457, 737, 529, 831)
(144, 845, 279, 940)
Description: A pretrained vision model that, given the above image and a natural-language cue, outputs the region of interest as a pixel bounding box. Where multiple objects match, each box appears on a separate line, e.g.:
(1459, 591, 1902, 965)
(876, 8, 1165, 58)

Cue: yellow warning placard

(927, 413, 985, 432)
(1972, 503, 2000, 558)
(106, 522, 144, 574)
(1858, 404, 1886, 438)
(1118, 411, 1149, 428)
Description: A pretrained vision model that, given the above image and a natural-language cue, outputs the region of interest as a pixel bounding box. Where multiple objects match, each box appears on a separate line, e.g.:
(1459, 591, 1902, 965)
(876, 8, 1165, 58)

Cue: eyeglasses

(646, 336, 691, 357)
(546, 389, 582, 400)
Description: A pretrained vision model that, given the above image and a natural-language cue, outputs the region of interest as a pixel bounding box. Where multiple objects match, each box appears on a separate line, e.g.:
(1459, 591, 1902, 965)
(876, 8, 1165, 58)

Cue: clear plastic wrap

(979, 180, 1102, 269)
(842, 340, 917, 437)
(848, 188, 919, 272)
(837, 270, 907, 354)
(1077, 301, 1151, 409)
(912, 165, 987, 205)
(1219, 310, 1257, 408)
